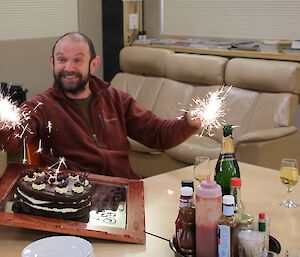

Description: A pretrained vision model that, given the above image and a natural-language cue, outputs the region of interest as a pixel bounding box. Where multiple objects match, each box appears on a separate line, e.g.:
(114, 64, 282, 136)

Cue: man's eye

(57, 57, 65, 63)
(74, 58, 83, 63)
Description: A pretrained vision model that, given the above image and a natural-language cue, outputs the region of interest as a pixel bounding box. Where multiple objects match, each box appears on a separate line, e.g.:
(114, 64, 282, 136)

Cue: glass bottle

(175, 186, 195, 256)
(258, 212, 269, 251)
(182, 179, 194, 191)
(215, 125, 240, 195)
(182, 179, 195, 205)
(196, 178, 222, 257)
(218, 195, 239, 257)
(230, 178, 254, 231)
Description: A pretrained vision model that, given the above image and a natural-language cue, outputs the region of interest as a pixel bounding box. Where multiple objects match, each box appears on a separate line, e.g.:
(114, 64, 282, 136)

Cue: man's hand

(186, 112, 202, 129)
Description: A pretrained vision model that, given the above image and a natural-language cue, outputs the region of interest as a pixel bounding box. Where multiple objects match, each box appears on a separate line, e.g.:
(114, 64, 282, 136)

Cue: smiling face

(50, 34, 100, 99)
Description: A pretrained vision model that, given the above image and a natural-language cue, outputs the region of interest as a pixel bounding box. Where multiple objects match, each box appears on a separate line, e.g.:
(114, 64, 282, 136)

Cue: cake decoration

(72, 181, 84, 194)
(69, 172, 80, 180)
(34, 167, 45, 177)
(32, 177, 46, 190)
(79, 175, 89, 186)
(55, 181, 68, 194)
(23, 170, 36, 182)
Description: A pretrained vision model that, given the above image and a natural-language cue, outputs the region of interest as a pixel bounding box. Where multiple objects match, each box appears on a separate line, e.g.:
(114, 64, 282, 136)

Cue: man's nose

(64, 60, 76, 71)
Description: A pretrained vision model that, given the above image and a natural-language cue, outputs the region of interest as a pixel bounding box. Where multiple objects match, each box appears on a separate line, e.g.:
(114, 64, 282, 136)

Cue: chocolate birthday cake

(13, 167, 92, 219)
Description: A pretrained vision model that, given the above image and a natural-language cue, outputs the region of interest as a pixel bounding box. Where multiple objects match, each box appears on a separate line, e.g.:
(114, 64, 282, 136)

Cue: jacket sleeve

(123, 92, 198, 150)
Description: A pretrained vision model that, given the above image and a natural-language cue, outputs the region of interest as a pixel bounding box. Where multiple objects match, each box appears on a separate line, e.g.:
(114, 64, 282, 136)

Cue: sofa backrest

(115, 46, 228, 119)
(225, 58, 300, 94)
(119, 46, 172, 77)
(224, 58, 300, 139)
(112, 46, 300, 146)
(165, 53, 227, 85)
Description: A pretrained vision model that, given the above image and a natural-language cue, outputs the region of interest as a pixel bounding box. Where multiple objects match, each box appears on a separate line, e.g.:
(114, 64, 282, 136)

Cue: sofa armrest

(236, 126, 297, 143)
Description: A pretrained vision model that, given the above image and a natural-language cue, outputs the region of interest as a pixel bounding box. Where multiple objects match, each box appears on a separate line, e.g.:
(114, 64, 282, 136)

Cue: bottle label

(258, 221, 266, 232)
(218, 225, 231, 257)
(179, 196, 193, 208)
(223, 205, 234, 216)
(223, 137, 234, 153)
(221, 153, 236, 160)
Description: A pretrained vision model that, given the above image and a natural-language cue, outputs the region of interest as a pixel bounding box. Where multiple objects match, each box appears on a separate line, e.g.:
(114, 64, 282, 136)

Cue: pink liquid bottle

(196, 178, 222, 257)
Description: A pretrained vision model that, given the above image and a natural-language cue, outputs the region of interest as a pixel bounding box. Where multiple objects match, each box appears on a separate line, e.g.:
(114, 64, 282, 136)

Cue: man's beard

(54, 70, 90, 94)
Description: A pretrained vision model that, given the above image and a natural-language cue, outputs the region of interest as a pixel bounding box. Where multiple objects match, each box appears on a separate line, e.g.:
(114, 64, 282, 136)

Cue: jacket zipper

(92, 133, 100, 147)
(97, 113, 104, 129)
(91, 113, 104, 147)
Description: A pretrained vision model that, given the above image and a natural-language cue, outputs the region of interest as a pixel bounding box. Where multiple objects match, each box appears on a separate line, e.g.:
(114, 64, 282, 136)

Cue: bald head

(52, 32, 96, 63)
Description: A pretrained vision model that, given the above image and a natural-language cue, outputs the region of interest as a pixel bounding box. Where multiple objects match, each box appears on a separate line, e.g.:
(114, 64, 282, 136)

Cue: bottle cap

(196, 179, 222, 198)
(223, 195, 235, 205)
(231, 177, 241, 187)
(181, 179, 194, 190)
(180, 186, 193, 197)
(239, 212, 254, 224)
(223, 124, 233, 137)
(259, 212, 266, 219)
(201, 179, 217, 189)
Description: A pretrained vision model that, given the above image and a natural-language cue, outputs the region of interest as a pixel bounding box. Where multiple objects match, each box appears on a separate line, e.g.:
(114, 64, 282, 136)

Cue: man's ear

(49, 54, 54, 70)
(90, 56, 101, 75)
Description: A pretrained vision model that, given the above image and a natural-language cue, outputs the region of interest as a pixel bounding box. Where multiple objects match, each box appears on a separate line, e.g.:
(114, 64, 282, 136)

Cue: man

(0, 32, 201, 179)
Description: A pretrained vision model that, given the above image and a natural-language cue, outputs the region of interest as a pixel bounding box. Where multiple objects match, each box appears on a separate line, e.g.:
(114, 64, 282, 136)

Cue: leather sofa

(111, 46, 300, 177)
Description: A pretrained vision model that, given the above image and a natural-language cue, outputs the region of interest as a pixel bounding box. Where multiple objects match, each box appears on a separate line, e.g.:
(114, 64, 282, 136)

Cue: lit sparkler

(48, 157, 67, 173)
(0, 93, 33, 139)
(22, 138, 27, 164)
(47, 121, 53, 133)
(0, 93, 23, 129)
(0, 93, 46, 164)
(36, 139, 42, 153)
(182, 85, 231, 137)
(33, 101, 44, 112)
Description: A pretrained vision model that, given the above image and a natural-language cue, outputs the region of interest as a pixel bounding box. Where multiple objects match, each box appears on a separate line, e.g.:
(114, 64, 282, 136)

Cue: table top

(0, 161, 299, 256)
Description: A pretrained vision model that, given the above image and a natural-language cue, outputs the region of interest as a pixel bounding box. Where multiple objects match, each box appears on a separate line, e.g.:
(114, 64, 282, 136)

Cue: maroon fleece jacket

(0, 75, 198, 179)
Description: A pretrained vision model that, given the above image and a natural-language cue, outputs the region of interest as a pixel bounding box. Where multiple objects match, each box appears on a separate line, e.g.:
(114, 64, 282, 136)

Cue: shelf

(134, 43, 300, 62)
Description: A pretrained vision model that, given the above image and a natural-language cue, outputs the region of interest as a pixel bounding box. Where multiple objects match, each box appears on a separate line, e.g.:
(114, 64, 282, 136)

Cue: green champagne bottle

(215, 125, 240, 195)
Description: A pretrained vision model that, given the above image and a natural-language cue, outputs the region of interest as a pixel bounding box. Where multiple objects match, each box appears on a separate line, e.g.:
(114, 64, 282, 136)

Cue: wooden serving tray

(0, 164, 145, 244)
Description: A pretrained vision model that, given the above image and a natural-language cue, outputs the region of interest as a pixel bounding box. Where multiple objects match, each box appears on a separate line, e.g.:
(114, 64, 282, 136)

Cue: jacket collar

(49, 74, 110, 100)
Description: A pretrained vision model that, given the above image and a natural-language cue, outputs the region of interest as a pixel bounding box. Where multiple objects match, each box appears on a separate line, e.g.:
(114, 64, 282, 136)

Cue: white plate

(22, 236, 94, 257)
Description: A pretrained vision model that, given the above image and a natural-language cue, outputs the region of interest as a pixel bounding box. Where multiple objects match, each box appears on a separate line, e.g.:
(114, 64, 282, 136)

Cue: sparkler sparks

(0, 93, 34, 139)
(47, 121, 53, 133)
(0, 93, 46, 164)
(22, 138, 27, 164)
(183, 86, 231, 137)
(36, 139, 42, 153)
(48, 157, 67, 173)
(0, 93, 23, 129)
(33, 101, 44, 112)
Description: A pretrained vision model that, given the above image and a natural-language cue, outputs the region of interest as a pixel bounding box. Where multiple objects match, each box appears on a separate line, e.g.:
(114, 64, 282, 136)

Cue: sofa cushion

(152, 78, 194, 119)
(111, 73, 165, 111)
(166, 135, 221, 164)
(216, 86, 259, 143)
(243, 93, 299, 133)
